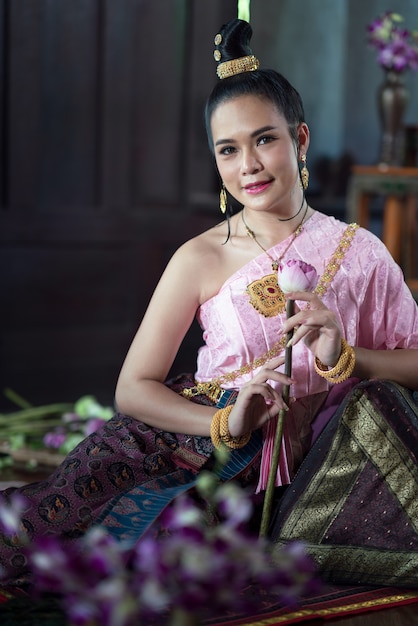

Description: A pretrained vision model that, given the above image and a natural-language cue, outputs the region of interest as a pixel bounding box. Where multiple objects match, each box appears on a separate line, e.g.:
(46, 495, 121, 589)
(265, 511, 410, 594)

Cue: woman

(1, 18, 418, 586)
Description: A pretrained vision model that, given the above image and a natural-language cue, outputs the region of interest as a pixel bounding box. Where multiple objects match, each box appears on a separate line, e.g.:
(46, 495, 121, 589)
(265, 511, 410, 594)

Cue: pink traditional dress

(194, 211, 418, 488)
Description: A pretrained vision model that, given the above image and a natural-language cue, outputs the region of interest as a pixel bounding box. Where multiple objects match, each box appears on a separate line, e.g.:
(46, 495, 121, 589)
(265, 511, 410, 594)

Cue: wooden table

(346, 165, 418, 296)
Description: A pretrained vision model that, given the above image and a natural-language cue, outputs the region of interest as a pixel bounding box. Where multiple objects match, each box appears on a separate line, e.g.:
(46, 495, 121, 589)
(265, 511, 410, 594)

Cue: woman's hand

(227, 355, 292, 437)
(282, 291, 342, 367)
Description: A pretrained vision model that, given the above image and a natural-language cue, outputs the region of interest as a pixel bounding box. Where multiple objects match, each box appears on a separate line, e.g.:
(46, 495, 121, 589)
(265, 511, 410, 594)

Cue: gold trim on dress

(250, 592, 418, 624)
(181, 223, 359, 400)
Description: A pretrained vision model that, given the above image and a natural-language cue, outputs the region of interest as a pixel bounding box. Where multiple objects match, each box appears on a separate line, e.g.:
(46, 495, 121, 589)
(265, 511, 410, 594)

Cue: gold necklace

(241, 200, 309, 271)
(242, 201, 309, 317)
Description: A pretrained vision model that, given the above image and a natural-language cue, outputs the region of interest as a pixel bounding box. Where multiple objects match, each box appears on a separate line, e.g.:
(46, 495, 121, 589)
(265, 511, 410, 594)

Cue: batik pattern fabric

(271, 379, 418, 587)
(0, 375, 262, 585)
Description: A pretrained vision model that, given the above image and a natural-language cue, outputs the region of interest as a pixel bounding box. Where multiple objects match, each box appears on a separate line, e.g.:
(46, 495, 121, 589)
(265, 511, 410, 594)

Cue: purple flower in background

(43, 429, 67, 449)
(41, 397, 113, 454)
(366, 12, 418, 72)
(84, 417, 107, 436)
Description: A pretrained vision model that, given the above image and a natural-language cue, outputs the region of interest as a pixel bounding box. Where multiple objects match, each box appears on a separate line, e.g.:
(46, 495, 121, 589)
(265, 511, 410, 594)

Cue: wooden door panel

(0, 0, 235, 410)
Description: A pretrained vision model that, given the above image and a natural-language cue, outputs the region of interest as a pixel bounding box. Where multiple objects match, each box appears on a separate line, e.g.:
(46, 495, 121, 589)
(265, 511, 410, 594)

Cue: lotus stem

(3, 388, 32, 409)
(259, 299, 294, 538)
(0, 404, 73, 421)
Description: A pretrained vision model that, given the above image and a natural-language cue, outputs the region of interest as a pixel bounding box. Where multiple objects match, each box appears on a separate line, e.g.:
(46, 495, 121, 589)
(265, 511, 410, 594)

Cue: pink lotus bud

(278, 260, 318, 293)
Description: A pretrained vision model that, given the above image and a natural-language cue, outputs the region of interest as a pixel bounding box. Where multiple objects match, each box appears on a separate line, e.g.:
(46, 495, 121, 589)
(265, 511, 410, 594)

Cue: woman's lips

(244, 180, 272, 194)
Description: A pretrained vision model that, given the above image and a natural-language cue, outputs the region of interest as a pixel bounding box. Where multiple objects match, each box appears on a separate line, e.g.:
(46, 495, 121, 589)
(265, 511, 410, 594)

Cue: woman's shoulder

(309, 212, 402, 294)
(174, 220, 230, 264)
(310, 211, 388, 252)
(167, 220, 237, 304)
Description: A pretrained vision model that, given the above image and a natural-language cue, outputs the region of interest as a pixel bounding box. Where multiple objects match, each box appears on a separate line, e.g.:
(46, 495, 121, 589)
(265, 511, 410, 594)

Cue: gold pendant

(246, 273, 286, 317)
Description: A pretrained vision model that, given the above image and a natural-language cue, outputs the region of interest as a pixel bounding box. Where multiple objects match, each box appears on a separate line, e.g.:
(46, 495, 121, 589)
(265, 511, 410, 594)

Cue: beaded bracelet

(210, 409, 223, 449)
(210, 405, 251, 450)
(314, 338, 356, 384)
(219, 408, 251, 449)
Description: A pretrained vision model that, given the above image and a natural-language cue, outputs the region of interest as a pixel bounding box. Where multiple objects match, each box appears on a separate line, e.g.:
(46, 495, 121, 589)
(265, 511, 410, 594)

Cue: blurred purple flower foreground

(0, 467, 319, 626)
(367, 12, 418, 72)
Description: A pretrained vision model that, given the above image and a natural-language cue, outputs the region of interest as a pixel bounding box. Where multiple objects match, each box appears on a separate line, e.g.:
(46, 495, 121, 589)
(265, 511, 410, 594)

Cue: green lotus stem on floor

(259, 298, 294, 538)
(0, 419, 62, 438)
(0, 403, 74, 446)
(0, 404, 73, 421)
(3, 388, 33, 409)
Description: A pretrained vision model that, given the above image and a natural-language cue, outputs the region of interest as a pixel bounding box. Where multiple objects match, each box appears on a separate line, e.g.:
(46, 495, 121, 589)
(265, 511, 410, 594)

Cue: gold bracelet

(210, 409, 223, 449)
(314, 338, 356, 384)
(210, 405, 251, 450)
(219, 407, 251, 449)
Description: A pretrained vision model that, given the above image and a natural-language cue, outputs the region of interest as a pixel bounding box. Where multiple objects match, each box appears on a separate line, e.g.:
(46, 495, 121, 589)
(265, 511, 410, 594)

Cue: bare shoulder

(169, 219, 243, 304)
(179, 222, 227, 260)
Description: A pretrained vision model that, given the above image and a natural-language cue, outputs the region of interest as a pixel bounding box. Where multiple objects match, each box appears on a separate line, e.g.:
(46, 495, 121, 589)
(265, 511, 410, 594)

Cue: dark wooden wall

(0, 0, 237, 409)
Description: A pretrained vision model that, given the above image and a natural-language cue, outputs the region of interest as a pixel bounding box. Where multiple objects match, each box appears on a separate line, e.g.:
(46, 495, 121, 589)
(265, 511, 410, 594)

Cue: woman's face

(210, 94, 309, 213)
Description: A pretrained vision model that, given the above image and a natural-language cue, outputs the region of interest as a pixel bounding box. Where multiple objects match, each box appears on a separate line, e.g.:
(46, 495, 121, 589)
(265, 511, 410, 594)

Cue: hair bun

(213, 19, 259, 79)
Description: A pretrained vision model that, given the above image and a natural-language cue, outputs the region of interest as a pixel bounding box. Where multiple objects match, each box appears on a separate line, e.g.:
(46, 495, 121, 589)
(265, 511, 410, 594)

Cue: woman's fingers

(286, 309, 339, 344)
(278, 293, 342, 366)
(237, 379, 286, 408)
(227, 352, 297, 436)
(281, 294, 340, 340)
(284, 291, 323, 307)
(261, 355, 286, 369)
(250, 355, 292, 382)
(244, 382, 287, 408)
(228, 383, 287, 436)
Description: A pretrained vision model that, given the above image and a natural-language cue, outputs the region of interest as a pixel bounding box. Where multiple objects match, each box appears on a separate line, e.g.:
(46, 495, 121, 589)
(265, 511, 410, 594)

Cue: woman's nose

(241, 148, 261, 175)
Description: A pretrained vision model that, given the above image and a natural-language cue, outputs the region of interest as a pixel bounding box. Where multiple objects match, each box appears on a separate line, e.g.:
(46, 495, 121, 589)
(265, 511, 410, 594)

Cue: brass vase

(377, 70, 409, 166)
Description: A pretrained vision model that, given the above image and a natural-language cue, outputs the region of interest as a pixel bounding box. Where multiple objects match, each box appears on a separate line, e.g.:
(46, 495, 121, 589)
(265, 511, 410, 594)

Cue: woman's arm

(283, 290, 418, 392)
(354, 347, 418, 390)
(115, 238, 293, 436)
(115, 239, 215, 435)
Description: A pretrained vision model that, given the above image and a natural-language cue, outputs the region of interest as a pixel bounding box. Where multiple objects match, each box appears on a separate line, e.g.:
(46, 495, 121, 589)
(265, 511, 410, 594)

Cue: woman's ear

(297, 122, 310, 156)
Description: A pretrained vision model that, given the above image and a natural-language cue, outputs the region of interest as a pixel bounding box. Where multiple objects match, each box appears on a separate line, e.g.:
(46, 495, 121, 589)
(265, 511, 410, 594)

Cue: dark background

(1, 0, 417, 410)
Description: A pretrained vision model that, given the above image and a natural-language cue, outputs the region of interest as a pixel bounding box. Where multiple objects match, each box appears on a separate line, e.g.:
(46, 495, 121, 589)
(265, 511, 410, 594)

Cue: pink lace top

(194, 212, 418, 490)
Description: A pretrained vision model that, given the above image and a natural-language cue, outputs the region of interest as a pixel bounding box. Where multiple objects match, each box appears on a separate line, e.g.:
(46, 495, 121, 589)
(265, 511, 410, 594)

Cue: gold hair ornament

(314, 338, 355, 384)
(216, 55, 259, 79)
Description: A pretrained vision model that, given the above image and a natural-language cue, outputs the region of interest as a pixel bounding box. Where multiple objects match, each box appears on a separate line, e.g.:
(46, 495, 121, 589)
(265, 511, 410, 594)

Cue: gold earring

(300, 154, 309, 191)
(219, 184, 227, 214)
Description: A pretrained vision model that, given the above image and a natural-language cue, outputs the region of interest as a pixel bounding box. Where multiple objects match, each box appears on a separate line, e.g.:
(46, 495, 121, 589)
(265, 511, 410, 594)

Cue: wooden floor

(0, 464, 416, 626)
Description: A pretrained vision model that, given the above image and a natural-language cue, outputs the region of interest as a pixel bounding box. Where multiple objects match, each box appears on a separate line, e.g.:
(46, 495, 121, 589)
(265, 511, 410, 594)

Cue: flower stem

(0, 403, 73, 421)
(259, 299, 295, 538)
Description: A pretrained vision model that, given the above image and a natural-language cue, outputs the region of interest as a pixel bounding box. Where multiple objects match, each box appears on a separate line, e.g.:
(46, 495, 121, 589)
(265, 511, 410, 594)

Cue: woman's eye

(257, 135, 274, 146)
(219, 146, 236, 156)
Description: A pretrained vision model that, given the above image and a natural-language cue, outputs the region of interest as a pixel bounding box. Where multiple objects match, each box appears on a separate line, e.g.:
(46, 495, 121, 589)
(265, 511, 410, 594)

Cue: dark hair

(205, 19, 305, 152)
